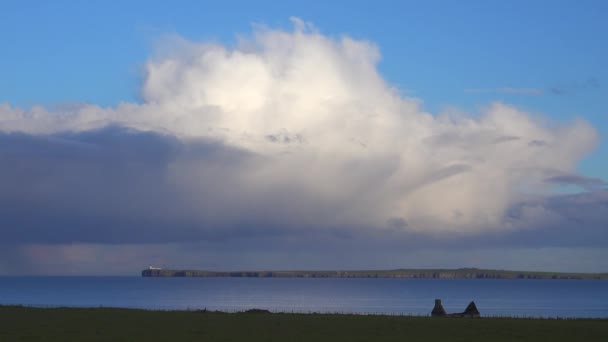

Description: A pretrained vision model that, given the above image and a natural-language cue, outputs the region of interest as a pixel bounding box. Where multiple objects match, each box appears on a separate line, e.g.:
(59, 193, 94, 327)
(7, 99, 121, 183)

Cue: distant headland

(141, 267, 608, 280)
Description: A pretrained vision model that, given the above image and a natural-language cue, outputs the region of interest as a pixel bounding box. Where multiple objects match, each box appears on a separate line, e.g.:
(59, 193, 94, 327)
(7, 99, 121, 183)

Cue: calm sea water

(1, 277, 607, 318)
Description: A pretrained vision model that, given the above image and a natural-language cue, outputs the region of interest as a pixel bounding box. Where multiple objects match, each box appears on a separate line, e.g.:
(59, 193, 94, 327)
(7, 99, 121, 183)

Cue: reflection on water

(0, 277, 606, 318)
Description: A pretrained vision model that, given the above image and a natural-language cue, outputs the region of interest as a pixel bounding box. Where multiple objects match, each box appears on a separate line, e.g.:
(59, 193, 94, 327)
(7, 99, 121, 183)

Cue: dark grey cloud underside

(0, 126, 606, 249)
(0, 127, 263, 244)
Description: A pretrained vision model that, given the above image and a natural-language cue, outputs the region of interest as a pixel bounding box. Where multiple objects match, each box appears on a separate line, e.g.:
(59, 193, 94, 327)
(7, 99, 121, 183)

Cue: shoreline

(2, 305, 608, 320)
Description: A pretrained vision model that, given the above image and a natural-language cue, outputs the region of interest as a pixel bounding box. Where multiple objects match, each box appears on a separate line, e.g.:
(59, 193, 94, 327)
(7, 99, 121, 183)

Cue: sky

(0, 0, 606, 275)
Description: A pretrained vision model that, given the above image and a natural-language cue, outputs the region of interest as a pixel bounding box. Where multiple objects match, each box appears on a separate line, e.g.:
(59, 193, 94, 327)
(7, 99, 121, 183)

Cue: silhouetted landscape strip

(142, 267, 608, 279)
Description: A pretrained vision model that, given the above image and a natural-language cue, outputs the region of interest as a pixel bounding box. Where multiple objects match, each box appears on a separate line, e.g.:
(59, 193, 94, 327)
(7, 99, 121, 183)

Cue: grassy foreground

(1, 306, 606, 341)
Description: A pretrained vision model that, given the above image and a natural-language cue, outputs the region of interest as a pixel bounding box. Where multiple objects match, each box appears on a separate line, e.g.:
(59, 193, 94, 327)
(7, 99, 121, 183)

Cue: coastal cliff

(141, 268, 608, 279)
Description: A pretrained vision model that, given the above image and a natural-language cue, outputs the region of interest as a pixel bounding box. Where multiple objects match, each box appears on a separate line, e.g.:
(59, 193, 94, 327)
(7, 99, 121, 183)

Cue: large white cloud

(0, 18, 599, 235)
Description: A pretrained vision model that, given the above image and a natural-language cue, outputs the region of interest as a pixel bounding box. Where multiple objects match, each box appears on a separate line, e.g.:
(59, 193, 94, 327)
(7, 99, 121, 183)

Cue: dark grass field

(1, 306, 607, 341)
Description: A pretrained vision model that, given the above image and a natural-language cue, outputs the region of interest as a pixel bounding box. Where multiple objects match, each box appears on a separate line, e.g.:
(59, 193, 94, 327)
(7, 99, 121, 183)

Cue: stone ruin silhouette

(431, 299, 480, 318)
(431, 299, 447, 316)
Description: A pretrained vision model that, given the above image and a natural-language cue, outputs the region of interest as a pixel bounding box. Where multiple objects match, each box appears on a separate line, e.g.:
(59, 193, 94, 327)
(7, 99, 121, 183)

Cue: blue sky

(0, 1, 607, 274)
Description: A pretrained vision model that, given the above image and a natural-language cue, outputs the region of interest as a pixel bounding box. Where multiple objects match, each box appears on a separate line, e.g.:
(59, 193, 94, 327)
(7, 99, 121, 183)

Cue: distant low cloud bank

(0, 18, 606, 273)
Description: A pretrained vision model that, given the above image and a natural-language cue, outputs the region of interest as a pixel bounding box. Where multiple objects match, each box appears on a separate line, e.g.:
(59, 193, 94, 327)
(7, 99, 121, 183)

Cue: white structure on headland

(148, 266, 162, 270)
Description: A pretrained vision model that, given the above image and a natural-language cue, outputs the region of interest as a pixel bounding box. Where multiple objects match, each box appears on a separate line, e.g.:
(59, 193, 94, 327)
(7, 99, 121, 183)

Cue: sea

(1, 277, 607, 318)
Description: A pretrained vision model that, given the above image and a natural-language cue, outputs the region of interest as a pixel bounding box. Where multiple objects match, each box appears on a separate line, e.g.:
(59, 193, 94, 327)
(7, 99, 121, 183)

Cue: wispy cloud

(550, 78, 600, 95)
(465, 87, 545, 95)
(466, 78, 600, 96)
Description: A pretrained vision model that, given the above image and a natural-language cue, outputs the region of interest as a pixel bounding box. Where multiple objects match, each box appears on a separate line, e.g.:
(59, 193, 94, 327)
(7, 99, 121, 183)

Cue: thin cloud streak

(465, 87, 545, 95)
(550, 78, 600, 95)
(466, 78, 600, 96)
(545, 173, 607, 191)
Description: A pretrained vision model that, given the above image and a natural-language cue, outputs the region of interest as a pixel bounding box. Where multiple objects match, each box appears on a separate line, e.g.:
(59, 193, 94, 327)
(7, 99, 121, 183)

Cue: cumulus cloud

(0, 18, 603, 248)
